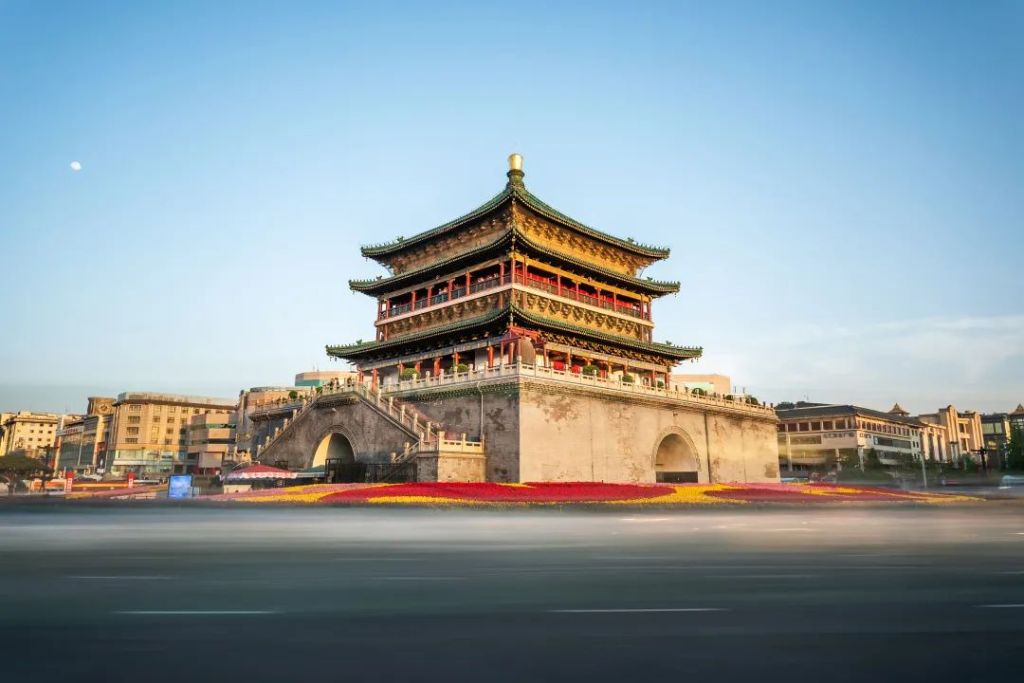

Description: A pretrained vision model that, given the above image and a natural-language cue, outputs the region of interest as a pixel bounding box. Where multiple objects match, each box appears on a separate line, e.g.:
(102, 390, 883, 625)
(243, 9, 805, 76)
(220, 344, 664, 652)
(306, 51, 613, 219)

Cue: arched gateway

(312, 431, 358, 482)
(654, 431, 700, 483)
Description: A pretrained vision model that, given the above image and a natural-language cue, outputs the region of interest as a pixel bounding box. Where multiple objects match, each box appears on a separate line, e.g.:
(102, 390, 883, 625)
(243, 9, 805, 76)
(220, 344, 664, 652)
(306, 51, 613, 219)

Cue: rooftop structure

(329, 154, 699, 387)
(254, 156, 778, 485)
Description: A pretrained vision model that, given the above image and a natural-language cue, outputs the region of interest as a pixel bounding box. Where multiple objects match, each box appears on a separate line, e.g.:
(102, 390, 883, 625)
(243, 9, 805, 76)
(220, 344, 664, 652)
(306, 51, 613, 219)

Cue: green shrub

(656, 380, 665, 389)
(581, 364, 599, 376)
(447, 363, 470, 375)
(288, 390, 298, 400)
(400, 368, 419, 380)
(620, 373, 635, 384)
(745, 396, 760, 406)
(691, 388, 707, 397)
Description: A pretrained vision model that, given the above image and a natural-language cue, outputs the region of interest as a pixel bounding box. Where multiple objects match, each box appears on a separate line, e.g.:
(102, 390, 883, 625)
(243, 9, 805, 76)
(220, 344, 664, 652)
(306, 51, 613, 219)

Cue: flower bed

(210, 482, 979, 506)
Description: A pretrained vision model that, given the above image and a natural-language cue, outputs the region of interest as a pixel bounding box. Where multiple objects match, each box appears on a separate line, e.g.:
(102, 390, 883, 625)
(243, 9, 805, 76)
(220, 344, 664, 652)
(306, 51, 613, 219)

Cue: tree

(0, 451, 51, 494)
(863, 448, 883, 470)
(1007, 427, 1024, 471)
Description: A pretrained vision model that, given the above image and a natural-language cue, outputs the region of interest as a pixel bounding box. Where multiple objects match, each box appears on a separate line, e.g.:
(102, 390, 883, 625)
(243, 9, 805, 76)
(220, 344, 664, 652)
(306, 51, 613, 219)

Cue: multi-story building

(1, 411, 71, 457)
(106, 392, 236, 478)
(253, 154, 780, 484)
(915, 405, 983, 464)
(776, 402, 922, 472)
(187, 411, 238, 473)
(1009, 404, 1024, 433)
(54, 397, 115, 474)
(981, 413, 1013, 467)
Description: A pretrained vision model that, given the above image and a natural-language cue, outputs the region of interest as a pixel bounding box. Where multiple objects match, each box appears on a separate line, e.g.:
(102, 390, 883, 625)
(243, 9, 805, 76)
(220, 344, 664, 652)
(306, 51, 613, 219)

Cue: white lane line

(115, 610, 276, 615)
(374, 576, 465, 581)
(549, 607, 728, 614)
(70, 576, 172, 580)
(731, 574, 817, 579)
(619, 518, 672, 523)
(978, 604, 1024, 609)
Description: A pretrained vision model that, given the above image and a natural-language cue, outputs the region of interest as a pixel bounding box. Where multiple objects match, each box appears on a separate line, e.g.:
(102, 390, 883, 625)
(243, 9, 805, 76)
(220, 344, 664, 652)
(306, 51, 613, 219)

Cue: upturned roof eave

(348, 230, 680, 298)
(357, 181, 671, 263)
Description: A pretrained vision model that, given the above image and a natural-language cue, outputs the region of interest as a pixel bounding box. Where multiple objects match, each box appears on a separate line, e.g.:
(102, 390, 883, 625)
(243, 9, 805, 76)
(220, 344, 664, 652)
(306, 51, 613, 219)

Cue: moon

(69, 161, 82, 172)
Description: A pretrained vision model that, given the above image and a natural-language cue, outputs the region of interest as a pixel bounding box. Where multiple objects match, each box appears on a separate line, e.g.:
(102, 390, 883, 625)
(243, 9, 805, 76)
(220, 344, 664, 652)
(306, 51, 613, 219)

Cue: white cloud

(708, 315, 1024, 413)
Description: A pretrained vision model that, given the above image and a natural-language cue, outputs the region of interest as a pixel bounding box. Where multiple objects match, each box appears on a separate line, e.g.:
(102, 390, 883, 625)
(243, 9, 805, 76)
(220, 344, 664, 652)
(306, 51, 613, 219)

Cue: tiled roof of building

(360, 168, 670, 261)
(326, 304, 700, 362)
(349, 230, 680, 297)
(775, 402, 924, 427)
(1012, 403, 1024, 415)
(889, 402, 909, 416)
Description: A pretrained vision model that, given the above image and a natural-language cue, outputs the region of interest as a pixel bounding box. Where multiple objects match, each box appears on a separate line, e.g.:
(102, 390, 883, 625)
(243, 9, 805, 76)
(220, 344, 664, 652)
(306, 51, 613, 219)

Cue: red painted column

(371, 368, 378, 388)
(557, 275, 562, 296)
(465, 272, 471, 291)
(499, 261, 505, 282)
(411, 290, 417, 308)
(487, 345, 494, 368)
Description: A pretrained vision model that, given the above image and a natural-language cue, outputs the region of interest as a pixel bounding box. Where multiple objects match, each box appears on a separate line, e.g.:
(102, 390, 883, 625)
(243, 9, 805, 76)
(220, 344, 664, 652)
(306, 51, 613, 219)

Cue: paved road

(2, 505, 1023, 682)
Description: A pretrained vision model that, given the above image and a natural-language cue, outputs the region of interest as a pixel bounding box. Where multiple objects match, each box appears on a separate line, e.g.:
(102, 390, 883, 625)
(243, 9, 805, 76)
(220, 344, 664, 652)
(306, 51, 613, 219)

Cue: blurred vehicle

(999, 475, 1024, 488)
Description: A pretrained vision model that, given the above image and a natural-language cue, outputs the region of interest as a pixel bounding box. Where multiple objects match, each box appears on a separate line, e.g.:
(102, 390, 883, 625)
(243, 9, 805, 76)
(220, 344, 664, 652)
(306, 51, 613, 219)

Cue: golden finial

(508, 153, 523, 172)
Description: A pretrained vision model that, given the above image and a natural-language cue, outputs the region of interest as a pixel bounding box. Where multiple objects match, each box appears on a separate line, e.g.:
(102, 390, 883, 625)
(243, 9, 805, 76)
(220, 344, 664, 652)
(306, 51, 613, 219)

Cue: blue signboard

(168, 475, 193, 499)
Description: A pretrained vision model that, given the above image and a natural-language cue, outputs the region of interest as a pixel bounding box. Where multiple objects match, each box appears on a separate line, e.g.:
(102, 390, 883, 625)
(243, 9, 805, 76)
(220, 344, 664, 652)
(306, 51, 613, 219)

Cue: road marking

(115, 610, 276, 616)
(978, 604, 1024, 609)
(549, 607, 728, 614)
(70, 576, 172, 580)
(374, 576, 464, 581)
(731, 574, 817, 579)
(619, 518, 671, 523)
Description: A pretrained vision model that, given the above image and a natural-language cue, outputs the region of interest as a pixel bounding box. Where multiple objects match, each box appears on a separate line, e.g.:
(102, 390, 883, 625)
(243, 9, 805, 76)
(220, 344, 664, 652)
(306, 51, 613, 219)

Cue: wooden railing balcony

(378, 273, 649, 321)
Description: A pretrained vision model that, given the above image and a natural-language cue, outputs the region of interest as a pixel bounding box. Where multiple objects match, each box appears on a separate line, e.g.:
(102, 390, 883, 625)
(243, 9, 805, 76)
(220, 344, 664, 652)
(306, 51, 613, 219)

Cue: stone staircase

(253, 381, 442, 468)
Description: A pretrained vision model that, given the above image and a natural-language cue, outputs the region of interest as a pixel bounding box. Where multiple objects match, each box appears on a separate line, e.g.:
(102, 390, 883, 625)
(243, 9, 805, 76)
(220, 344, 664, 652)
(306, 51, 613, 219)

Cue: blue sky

(1, 0, 1021, 414)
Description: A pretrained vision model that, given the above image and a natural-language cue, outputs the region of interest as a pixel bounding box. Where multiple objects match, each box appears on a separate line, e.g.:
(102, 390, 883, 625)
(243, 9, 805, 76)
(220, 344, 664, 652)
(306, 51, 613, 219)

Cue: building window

(127, 416, 140, 424)
(169, 406, 176, 413)
(125, 437, 138, 444)
(166, 427, 173, 435)
(811, 422, 821, 431)
(126, 427, 139, 435)
(129, 404, 142, 412)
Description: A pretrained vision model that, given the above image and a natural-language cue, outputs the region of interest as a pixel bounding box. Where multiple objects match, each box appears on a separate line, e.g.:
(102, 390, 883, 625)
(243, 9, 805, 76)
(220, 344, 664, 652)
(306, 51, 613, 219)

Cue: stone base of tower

(390, 366, 780, 484)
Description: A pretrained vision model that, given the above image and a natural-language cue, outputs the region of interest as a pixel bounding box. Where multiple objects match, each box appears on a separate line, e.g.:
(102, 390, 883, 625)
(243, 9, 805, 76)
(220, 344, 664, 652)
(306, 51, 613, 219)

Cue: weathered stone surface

(254, 396, 418, 470)
(254, 376, 778, 484)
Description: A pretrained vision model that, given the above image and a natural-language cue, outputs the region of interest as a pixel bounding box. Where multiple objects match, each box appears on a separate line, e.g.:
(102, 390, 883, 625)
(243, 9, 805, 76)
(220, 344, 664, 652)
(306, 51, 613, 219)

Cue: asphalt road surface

(2, 505, 1023, 682)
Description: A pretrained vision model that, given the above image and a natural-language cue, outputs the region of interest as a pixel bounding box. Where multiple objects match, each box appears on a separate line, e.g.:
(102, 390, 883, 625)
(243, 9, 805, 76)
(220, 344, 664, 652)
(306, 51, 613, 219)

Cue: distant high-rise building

(106, 392, 236, 478)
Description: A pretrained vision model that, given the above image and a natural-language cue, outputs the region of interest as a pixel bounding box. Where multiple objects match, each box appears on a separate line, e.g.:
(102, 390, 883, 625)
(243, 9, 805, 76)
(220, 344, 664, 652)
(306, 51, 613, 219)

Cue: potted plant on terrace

(581, 364, 599, 377)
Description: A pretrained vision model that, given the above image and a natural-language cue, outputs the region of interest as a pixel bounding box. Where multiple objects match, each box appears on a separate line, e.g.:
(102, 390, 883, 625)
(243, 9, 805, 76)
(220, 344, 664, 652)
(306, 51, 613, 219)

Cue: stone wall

(399, 375, 778, 484)
(254, 395, 419, 470)
(397, 385, 521, 483)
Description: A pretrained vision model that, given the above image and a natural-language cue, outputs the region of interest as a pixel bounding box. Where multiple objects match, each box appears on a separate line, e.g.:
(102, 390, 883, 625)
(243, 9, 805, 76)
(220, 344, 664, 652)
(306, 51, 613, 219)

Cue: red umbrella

(224, 464, 297, 481)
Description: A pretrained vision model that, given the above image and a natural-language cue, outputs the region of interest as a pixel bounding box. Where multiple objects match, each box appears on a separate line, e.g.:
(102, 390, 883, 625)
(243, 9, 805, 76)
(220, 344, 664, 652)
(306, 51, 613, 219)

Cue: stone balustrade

(384, 361, 776, 416)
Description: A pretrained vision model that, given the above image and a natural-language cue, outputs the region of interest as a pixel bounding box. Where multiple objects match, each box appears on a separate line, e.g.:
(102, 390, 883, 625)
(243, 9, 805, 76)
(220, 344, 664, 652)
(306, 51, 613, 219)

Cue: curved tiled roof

(349, 230, 680, 297)
(511, 306, 701, 361)
(360, 171, 670, 261)
(327, 303, 700, 362)
(326, 307, 510, 360)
